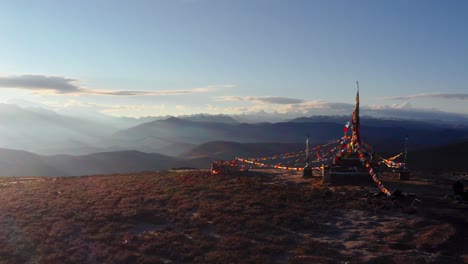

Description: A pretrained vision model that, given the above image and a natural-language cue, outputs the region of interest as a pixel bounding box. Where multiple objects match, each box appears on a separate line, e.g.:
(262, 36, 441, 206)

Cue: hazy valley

(0, 103, 466, 177)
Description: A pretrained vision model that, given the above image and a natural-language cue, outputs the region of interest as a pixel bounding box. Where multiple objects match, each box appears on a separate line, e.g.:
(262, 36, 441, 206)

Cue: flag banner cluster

(374, 153, 405, 169)
(236, 158, 323, 171)
(278, 155, 332, 167)
(238, 137, 345, 171)
(380, 159, 405, 169)
(211, 159, 254, 175)
(210, 87, 406, 196)
(249, 138, 342, 162)
(351, 86, 360, 144)
(213, 133, 401, 195)
(343, 121, 350, 137)
(252, 150, 305, 162)
(313, 156, 334, 163)
(357, 149, 391, 196)
(386, 152, 404, 161)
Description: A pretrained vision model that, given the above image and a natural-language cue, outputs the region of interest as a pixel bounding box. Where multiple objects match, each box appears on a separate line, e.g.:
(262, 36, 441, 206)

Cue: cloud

(175, 105, 188, 112)
(214, 99, 354, 116)
(39, 99, 170, 118)
(210, 97, 468, 124)
(364, 101, 412, 110)
(388, 93, 468, 100)
(0, 74, 225, 96)
(216, 96, 304, 104)
(267, 100, 353, 115)
(81, 87, 211, 96)
(0, 75, 82, 93)
(43, 99, 164, 112)
(295, 101, 353, 110)
(100, 104, 167, 116)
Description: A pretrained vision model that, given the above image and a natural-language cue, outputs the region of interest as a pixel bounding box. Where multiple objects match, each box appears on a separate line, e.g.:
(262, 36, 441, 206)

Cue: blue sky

(0, 0, 467, 118)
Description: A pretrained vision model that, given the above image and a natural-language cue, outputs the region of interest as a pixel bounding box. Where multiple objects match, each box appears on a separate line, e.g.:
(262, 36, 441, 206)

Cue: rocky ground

(0, 170, 466, 263)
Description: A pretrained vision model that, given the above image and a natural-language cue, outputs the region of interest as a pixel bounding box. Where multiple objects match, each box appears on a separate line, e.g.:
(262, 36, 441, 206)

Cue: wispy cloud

(79, 87, 212, 96)
(388, 93, 468, 100)
(364, 102, 412, 110)
(216, 96, 304, 104)
(44, 100, 147, 111)
(215, 99, 468, 124)
(0, 74, 227, 96)
(100, 104, 167, 116)
(0, 75, 82, 93)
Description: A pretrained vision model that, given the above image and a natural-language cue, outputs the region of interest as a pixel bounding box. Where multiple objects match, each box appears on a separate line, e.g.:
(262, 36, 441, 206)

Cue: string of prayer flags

(357, 149, 391, 196)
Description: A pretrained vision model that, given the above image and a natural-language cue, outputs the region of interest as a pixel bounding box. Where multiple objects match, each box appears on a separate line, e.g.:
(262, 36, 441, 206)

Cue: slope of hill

(0, 104, 116, 154)
(407, 141, 468, 171)
(0, 171, 465, 263)
(0, 149, 66, 176)
(109, 118, 344, 156)
(0, 149, 194, 177)
(1, 137, 467, 177)
(180, 141, 305, 160)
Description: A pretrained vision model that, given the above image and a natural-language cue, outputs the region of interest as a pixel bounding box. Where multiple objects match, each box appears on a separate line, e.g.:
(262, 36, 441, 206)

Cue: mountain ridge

(0, 138, 467, 177)
(109, 116, 467, 156)
(0, 103, 466, 157)
(0, 149, 193, 177)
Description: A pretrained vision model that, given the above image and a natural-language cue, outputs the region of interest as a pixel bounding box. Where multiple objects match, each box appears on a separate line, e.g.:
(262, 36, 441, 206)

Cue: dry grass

(0, 170, 466, 263)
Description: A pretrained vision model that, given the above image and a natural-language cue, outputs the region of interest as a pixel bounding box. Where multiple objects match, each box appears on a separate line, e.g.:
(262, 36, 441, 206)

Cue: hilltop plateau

(0, 170, 466, 263)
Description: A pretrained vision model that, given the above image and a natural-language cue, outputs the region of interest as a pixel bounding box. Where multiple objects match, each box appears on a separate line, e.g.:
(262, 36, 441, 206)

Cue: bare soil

(0, 170, 466, 263)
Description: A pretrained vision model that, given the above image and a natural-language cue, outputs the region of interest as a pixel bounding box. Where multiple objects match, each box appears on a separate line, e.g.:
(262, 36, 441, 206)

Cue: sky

(0, 0, 467, 118)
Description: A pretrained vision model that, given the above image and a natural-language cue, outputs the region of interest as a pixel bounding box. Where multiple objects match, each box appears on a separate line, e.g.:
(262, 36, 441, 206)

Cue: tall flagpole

(403, 135, 408, 166)
(303, 134, 312, 178)
(351, 81, 360, 146)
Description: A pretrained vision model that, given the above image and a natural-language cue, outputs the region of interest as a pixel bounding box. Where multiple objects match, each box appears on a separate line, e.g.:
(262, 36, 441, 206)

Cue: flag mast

(351, 81, 360, 146)
(303, 134, 312, 178)
(403, 135, 408, 166)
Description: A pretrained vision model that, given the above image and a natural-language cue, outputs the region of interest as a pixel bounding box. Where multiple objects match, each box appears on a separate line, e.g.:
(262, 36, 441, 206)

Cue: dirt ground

(269, 169, 468, 263)
(0, 170, 466, 263)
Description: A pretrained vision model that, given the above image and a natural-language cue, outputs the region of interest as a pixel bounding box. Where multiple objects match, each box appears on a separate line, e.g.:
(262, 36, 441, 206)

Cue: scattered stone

(452, 180, 464, 196)
(392, 189, 403, 199)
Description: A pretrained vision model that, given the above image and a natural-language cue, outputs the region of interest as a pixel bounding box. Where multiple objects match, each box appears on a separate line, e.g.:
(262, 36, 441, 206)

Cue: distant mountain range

(109, 116, 467, 156)
(0, 103, 114, 154)
(288, 115, 468, 130)
(177, 114, 239, 124)
(0, 104, 164, 155)
(0, 103, 466, 159)
(0, 139, 466, 177)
